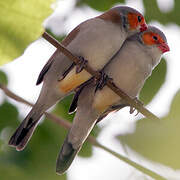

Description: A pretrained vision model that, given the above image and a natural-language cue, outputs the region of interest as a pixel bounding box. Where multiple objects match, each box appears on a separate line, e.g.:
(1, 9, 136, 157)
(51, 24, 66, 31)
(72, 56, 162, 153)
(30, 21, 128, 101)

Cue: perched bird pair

(8, 6, 169, 174)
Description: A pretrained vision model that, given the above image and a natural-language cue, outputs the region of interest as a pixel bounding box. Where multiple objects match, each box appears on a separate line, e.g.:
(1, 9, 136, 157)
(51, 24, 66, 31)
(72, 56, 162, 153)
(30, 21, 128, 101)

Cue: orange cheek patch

(128, 13, 138, 30)
(142, 32, 155, 45)
(142, 32, 165, 46)
(59, 68, 91, 93)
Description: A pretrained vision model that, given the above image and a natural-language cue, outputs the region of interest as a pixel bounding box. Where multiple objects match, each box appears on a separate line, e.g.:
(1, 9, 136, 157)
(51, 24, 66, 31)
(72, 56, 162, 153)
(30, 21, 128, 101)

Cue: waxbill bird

(9, 6, 147, 151)
(56, 26, 170, 174)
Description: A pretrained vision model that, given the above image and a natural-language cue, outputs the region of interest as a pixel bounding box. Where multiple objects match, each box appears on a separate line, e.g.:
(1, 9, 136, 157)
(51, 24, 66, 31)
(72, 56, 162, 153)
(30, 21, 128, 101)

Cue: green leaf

(54, 95, 75, 122)
(0, 164, 29, 180)
(0, 0, 55, 65)
(0, 105, 67, 179)
(143, 0, 180, 25)
(0, 70, 8, 85)
(77, 0, 125, 11)
(0, 101, 19, 130)
(139, 59, 167, 105)
(0, 101, 20, 153)
(118, 90, 180, 169)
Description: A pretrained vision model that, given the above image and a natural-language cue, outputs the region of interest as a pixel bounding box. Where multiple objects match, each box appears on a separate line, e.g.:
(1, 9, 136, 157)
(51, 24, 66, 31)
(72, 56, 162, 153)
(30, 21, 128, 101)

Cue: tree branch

(42, 32, 160, 121)
(0, 84, 165, 180)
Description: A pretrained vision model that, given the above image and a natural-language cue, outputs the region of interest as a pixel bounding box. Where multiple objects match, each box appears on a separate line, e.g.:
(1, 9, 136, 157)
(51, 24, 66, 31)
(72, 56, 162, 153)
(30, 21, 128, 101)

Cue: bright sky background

(1, 0, 180, 179)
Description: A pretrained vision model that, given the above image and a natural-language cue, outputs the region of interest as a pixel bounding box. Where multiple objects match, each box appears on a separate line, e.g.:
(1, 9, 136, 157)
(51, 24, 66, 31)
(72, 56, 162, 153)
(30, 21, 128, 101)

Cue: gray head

(139, 26, 169, 53)
(99, 6, 147, 34)
(128, 25, 170, 66)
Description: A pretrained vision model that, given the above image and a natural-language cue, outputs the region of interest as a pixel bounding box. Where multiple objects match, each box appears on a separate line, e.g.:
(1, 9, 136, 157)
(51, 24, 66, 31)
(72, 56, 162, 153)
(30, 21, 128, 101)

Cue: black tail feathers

(56, 137, 81, 175)
(8, 116, 39, 151)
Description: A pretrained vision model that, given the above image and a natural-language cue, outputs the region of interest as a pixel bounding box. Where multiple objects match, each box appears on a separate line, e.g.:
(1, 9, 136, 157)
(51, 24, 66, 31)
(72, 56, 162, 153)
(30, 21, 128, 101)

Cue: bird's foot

(95, 71, 112, 91)
(129, 97, 143, 116)
(58, 63, 75, 81)
(76, 56, 88, 73)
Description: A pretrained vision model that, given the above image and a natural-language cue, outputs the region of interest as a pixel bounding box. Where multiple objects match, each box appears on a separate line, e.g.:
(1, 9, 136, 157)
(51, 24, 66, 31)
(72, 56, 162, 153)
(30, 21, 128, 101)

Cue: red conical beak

(140, 23, 148, 32)
(158, 43, 170, 53)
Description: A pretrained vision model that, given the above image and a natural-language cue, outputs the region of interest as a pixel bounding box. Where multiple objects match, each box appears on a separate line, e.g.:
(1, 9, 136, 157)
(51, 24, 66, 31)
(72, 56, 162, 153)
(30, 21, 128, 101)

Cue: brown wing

(36, 24, 81, 85)
(36, 50, 57, 85)
(68, 78, 94, 114)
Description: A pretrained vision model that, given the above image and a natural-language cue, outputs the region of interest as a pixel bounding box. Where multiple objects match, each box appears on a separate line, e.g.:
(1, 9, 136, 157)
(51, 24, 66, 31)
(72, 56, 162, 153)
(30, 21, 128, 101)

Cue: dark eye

(153, 36, 158, 41)
(138, 15, 142, 22)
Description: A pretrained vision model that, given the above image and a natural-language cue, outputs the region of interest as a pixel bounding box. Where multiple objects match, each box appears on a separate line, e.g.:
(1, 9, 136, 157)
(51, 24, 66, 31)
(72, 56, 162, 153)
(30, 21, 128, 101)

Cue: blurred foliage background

(0, 0, 179, 179)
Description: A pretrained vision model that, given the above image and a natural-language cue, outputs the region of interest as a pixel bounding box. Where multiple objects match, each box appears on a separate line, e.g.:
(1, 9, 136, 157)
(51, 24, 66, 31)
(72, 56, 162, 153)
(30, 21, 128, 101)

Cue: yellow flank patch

(59, 68, 92, 93)
(93, 87, 120, 113)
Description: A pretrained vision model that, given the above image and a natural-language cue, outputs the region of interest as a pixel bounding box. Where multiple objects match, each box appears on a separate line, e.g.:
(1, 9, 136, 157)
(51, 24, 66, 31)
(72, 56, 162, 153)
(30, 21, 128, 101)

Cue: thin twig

(0, 84, 165, 180)
(90, 139, 166, 180)
(42, 32, 160, 121)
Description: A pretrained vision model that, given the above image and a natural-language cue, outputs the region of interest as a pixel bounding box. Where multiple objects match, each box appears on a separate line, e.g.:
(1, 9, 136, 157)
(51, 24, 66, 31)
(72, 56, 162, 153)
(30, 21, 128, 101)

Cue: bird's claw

(129, 97, 143, 116)
(76, 56, 88, 73)
(95, 71, 112, 91)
